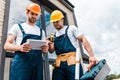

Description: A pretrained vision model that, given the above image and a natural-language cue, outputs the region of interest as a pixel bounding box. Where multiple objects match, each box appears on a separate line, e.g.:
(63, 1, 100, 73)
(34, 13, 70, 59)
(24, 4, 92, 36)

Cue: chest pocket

(54, 26, 76, 55)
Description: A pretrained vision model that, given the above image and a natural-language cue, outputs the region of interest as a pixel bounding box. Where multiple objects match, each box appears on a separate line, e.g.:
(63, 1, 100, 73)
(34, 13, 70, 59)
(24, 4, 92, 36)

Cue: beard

(54, 26, 63, 31)
(28, 17, 37, 23)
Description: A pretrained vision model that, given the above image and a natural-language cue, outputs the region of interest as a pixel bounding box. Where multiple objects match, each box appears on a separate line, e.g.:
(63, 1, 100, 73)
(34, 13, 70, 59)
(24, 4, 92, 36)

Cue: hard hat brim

(26, 9, 41, 14)
(50, 18, 64, 22)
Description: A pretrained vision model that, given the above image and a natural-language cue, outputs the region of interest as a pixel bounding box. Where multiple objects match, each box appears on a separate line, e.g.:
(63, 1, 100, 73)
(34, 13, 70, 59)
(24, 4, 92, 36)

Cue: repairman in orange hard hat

(4, 3, 48, 80)
(48, 10, 98, 80)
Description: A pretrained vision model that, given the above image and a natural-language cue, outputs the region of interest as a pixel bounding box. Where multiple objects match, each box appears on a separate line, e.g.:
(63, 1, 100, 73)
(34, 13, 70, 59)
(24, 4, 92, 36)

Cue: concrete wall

(4, 58, 11, 80)
(49, 0, 75, 25)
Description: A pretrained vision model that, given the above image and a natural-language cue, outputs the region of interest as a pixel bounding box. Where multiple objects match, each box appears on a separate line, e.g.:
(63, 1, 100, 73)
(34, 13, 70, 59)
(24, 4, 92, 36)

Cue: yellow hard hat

(26, 3, 41, 14)
(50, 10, 64, 22)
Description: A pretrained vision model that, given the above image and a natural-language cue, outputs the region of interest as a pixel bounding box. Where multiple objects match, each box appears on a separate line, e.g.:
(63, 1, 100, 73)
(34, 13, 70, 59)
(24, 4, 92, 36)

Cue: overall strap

(65, 25, 69, 35)
(40, 28, 42, 38)
(54, 32, 56, 37)
(18, 24, 25, 35)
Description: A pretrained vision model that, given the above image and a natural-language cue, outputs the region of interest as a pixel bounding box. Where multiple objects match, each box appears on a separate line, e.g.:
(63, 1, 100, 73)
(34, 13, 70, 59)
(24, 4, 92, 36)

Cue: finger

(42, 47, 48, 53)
(25, 44, 31, 48)
(46, 37, 50, 40)
(42, 45, 48, 49)
(23, 43, 30, 47)
(42, 50, 48, 53)
(91, 61, 95, 65)
(87, 63, 93, 71)
(23, 47, 31, 52)
(92, 59, 98, 65)
(96, 60, 99, 64)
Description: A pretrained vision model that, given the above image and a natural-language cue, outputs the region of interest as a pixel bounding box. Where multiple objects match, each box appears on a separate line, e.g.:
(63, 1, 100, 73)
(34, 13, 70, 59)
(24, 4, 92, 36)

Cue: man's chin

(31, 21, 36, 23)
(56, 27, 61, 30)
(29, 18, 36, 23)
(30, 20, 36, 23)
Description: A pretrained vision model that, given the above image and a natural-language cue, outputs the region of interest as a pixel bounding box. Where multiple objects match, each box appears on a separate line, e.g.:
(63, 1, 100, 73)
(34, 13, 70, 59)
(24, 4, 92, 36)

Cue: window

(44, 9, 57, 59)
(8, 0, 41, 30)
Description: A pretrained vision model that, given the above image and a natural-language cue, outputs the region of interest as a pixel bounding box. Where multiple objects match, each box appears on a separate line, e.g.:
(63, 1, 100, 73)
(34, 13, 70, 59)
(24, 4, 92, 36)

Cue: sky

(69, 0, 120, 74)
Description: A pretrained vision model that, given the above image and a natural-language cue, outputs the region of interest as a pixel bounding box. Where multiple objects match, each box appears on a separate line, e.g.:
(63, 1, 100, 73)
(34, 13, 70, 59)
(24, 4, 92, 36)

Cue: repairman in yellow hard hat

(4, 3, 49, 80)
(48, 10, 98, 80)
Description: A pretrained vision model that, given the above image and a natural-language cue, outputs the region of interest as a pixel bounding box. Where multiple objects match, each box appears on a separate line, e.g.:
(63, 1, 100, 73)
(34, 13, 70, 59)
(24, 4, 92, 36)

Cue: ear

(61, 18, 64, 22)
(61, 18, 64, 24)
(26, 10, 29, 16)
(63, 19, 64, 22)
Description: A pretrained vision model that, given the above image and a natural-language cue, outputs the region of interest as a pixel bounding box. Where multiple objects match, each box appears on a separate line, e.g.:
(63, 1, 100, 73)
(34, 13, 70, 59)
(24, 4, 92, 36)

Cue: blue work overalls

(10, 24, 43, 80)
(52, 26, 83, 80)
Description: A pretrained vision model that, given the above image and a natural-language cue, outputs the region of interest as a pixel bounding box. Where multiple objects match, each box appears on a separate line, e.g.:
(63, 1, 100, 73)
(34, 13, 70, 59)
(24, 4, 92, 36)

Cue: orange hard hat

(50, 10, 64, 22)
(26, 3, 41, 14)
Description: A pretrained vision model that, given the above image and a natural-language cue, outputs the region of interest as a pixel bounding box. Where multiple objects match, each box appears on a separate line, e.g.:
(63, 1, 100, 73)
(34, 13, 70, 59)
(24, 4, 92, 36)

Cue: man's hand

(41, 44, 49, 54)
(87, 56, 98, 71)
(19, 43, 32, 52)
(46, 38, 55, 53)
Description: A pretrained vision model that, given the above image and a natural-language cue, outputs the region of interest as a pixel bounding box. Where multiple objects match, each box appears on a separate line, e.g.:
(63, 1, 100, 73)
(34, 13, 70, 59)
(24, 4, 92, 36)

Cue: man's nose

(32, 13, 38, 17)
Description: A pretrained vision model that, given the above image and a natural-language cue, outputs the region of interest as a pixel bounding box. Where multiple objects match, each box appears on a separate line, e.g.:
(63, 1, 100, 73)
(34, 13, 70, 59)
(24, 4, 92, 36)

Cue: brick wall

(0, 0, 5, 43)
(0, 0, 6, 80)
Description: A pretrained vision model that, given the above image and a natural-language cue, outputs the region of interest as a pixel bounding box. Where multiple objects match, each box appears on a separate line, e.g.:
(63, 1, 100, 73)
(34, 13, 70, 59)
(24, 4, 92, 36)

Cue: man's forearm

(4, 43, 20, 52)
(78, 35, 94, 57)
(83, 41, 94, 57)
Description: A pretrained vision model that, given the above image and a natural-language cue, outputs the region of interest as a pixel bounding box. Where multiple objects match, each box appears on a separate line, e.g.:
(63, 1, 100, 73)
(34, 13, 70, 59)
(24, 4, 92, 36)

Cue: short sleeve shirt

(8, 23, 46, 45)
(55, 25, 82, 48)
